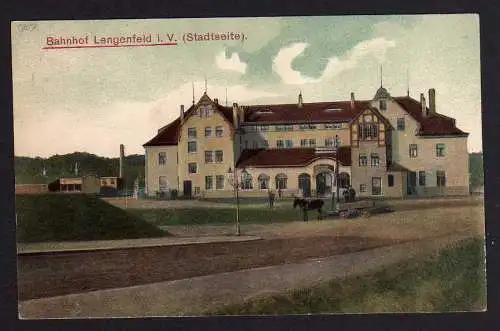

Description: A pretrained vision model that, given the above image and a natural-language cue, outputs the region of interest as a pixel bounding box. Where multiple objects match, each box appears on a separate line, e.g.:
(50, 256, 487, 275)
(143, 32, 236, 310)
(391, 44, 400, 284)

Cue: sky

(11, 14, 482, 158)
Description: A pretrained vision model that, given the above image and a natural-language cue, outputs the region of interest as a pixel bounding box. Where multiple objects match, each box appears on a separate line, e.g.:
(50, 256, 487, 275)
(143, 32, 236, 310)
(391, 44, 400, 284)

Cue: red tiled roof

(236, 147, 352, 168)
(393, 97, 468, 136)
(242, 101, 370, 124)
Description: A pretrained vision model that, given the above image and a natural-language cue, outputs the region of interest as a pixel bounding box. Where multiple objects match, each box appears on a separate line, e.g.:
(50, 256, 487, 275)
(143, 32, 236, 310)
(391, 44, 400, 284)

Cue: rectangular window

(324, 123, 342, 129)
(215, 150, 223, 163)
(285, 125, 294, 131)
(188, 127, 197, 139)
(359, 154, 368, 167)
(309, 139, 316, 147)
(188, 141, 197, 153)
(300, 139, 308, 147)
(277, 140, 284, 148)
(285, 140, 293, 148)
(388, 174, 394, 187)
(409, 144, 418, 158)
(215, 126, 224, 137)
(205, 127, 212, 137)
(216, 175, 225, 189)
(204, 151, 213, 163)
(436, 170, 446, 187)
(205, 176, 213, 190)
(158, 152, 167, 165)
(299, 124, 308, 131)
(379, 99, 387, 111)
(436, 143, 446, 157)
(325, 138, 334, 147)
(371, 153, 380, 168)
(188, 163, 197, 174)
(419, 171, 426, 186)
(360, 184, 367, 193)
(397, 118, 405, 131)
(159, 176, 168, 191)
(263, 140, 269, 148)
(372, 177, 382, 195)
(359, 123, 379, 140)
(194, 186, 201, 195)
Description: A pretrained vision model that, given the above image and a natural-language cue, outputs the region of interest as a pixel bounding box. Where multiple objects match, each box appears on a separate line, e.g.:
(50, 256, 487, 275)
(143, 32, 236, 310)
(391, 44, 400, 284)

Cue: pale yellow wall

(241, 123, 350, 149)
(145, 145, 178, 195)
(351, 142, 388, 197)
(384, 172, 405, 197)
(371, 98, 469, 191)
(177, 105, 236, 195)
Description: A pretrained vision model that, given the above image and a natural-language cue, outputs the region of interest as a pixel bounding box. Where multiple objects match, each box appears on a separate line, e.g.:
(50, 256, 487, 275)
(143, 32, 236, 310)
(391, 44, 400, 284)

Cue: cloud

(14, 82, 283, 157)
(215, 49, 247, 74)
(273, 38, 396, 85)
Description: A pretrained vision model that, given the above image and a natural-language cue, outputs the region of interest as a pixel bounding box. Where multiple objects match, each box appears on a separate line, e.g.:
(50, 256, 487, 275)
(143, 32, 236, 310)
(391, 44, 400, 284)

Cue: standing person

(349, 186, 356, 202)
(270, 190, 276, 208)
(278, 188, 282, 199)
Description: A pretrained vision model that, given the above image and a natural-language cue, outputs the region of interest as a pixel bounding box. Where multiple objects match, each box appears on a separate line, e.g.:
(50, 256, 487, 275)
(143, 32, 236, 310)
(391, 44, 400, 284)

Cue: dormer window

(379, 99, 387, 111)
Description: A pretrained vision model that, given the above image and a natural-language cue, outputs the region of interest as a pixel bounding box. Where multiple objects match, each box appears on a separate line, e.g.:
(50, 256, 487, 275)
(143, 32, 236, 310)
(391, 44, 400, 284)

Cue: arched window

(258, 174, 269, 189)
(241, 171, 253, 190)
(275, 173, 288, 190)
(338, 172, 350, 188)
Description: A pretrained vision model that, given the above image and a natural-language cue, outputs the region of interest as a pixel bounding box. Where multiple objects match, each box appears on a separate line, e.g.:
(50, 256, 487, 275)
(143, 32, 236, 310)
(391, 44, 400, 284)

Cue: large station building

(143, 85, 469, 199)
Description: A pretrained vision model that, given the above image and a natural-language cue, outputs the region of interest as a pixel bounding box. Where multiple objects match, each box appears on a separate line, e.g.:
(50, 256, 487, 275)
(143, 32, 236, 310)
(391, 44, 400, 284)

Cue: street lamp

(227, 167, 241, 236)
(335, 134, 340, 203)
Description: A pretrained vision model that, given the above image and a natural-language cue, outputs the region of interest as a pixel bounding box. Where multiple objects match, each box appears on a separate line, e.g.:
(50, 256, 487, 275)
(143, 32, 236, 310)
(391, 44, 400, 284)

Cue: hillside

(16, 194, 168, 243)
(14, 152, 145, 189)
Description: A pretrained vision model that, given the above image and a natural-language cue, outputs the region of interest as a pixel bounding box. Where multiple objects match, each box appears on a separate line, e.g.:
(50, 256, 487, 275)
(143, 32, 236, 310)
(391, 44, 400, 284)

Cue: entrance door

(298, 174, 311, 197)
(372, 177, 382, 196)
(407, 172, 417, 195)
(183, 180, 192, 197)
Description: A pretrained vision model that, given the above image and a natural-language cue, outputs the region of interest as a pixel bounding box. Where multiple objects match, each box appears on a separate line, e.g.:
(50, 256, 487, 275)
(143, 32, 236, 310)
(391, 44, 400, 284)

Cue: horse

(293, 198, 324, 222)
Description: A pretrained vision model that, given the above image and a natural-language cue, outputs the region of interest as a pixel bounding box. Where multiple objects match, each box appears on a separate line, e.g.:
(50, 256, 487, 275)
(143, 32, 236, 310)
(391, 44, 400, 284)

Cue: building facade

(144, 86, 469, 199)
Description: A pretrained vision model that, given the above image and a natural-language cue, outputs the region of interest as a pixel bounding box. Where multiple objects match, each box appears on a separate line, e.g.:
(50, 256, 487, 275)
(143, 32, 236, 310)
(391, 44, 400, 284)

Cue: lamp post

(227, 167, 241, 236)
(335, 134, 340, 203)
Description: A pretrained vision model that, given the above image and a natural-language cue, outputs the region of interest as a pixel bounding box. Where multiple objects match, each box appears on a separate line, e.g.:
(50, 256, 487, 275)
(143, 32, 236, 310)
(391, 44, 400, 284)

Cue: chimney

(298, 92, 303, 108)
(180, 104, 185, 123)
(232, 102, 239, 129)
(428, 88, 436, 115)
(420, 93, 427, 117)
(214, 98, 219, 105)
(350, 92, 355, 109)
(119, 144, 125, 179)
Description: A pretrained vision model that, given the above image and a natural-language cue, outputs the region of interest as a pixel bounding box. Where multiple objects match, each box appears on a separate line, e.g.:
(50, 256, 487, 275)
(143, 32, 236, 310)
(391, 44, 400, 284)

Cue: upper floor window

(188, 163, 197, 174)
(370, 153, 380, 168)
(397, 118, 405, 131)
(158, 152, 167, 165)
(277, 140, 284, 149)
(436, 143, 446, 157)
(203, 105, 213, 117)
(409, 144, 418, 158)
(188, 141, 197, 153)
(300, 139, 308, 147)
(359, 154, 368, 167)
(215, 150, 224, 163)
(188, 127, 197, 139)
(205, 127, 212, 137)
(324, 123, 342, 129)
(215, 126, 224, 137)
(285, 140, 293, 148)
(309, 139, 316, 147)
(325, 137, 341, 148)
(204, 151, 213, 163)
(359, 123, 379, 140)
(379, 99, 387, 111)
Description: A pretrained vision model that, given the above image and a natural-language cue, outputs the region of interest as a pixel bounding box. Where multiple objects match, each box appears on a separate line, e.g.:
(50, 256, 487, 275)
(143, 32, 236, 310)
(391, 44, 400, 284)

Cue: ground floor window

(159, 176, 168, 191)
(372, 177, 382, 195)
(276, 173, 288, 189)
(337, 172, 350, 188)
(359, 184, 367, 193)
(436, 170, 446, 187)
(419, 171, 426, 186)
(258, 174, 269, 189)
(205, 176, 213, 190)
(241, 172, 253, 190)
(216, 175, 225, 189)
(388, 174, 394, 187)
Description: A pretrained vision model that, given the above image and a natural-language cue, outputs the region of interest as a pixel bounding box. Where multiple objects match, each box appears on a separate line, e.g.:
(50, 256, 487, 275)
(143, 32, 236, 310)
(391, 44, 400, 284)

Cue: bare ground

(17, 203, 484, 302)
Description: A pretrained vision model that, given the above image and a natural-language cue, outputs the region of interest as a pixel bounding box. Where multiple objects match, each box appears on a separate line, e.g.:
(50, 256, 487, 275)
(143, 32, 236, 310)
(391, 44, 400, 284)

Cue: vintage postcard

(11, 15, 485, 319)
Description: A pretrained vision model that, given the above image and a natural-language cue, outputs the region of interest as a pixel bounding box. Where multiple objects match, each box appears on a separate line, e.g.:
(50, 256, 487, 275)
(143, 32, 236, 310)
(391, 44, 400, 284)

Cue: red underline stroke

(42, 42, 178, 50)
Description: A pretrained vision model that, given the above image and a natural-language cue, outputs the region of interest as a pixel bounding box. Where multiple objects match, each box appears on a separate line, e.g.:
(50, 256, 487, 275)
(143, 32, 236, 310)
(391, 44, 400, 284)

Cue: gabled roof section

(236, 147, 352, 168)
(243, 100, 371, 124)
(349, 106, 394, 130)
(393, 96, 468, 136)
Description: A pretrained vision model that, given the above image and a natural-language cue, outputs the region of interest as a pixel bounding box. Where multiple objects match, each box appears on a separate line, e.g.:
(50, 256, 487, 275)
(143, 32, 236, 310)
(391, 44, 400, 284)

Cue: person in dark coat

(349, 186, 356, 202)
(278, 188, 282, 199)
(268, 189, 276, 208)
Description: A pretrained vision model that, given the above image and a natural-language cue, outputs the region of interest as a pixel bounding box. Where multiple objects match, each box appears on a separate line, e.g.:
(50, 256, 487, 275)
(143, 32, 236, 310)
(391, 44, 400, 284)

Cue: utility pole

(335, 134, 340, 203)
